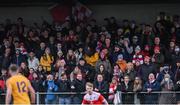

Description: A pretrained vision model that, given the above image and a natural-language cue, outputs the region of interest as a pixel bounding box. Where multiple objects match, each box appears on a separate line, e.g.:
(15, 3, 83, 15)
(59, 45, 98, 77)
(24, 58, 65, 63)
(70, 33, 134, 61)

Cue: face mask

(165, 78, 169, 82)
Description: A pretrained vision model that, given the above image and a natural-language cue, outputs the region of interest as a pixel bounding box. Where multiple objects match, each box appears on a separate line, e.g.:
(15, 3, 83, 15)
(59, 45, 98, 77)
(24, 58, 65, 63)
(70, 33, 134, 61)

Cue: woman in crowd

(108, 77, 118, 104)
(133, 77, 142, 104)
(40, 47, 54, 74)
(159, 74, 175, 104)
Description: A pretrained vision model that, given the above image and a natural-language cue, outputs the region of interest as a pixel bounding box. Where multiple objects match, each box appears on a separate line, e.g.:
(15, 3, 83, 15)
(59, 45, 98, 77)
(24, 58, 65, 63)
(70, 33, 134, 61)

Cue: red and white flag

(49, 4, 71, 23)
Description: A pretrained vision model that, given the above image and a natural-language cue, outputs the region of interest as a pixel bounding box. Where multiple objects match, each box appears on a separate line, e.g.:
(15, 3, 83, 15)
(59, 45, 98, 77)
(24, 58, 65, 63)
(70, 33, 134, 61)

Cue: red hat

(154, 46, 160, 50)
(144, 55, 150, 59)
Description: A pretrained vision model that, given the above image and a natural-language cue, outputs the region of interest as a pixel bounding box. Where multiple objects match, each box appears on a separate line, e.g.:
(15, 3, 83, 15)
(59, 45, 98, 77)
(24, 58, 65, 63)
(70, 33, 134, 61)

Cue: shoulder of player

(93, 91, 101, 96)
(84, 91, 101, 100)
(17, 74, 28, 79)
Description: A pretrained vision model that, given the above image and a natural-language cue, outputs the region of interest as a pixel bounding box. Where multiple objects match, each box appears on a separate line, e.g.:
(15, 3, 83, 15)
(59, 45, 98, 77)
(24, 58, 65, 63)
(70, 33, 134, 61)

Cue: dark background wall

(0, 3, 179, 25)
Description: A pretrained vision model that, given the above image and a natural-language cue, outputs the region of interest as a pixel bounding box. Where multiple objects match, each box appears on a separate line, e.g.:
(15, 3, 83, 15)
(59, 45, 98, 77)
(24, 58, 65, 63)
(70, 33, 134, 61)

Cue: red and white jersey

(82, 91, 108, 105)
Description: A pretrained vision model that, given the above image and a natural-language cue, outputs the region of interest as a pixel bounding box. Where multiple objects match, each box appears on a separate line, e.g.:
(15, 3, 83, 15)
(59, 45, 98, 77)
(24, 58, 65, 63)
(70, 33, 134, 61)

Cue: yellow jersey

(6, 74, 31, 104)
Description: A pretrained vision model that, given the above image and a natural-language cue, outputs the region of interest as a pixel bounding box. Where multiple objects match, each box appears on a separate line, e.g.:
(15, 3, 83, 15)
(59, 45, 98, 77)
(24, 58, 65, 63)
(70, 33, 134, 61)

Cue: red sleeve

(82, 98, 89, 105)
(98, 94, 105, 103)
(0, 80, 5, 90)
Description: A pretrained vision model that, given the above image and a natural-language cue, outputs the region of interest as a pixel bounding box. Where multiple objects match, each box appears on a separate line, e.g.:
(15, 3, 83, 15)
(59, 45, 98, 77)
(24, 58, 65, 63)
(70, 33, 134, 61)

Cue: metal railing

(1, 91, 180, 104)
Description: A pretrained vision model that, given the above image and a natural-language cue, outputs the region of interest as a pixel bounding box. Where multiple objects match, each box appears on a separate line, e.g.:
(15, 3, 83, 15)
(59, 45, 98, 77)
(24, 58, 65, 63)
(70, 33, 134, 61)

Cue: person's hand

(124, 41, 128, 47)
(177, 81, 180, 85)
(5, 53, 9, 57)
(94, 88, 99, 91)
(147, 88, 152, 93)
(71, 85, 75, 89)
(151, 58, 155, 62)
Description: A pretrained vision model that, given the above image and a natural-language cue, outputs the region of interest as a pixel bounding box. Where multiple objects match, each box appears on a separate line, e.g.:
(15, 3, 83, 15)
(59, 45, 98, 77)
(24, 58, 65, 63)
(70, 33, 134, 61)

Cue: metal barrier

(1, 91, 180, 104)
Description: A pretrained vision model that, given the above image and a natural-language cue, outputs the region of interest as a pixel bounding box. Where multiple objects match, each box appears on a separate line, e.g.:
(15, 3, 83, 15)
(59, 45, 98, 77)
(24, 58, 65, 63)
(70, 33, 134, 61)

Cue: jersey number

(16, 81, 26, 93)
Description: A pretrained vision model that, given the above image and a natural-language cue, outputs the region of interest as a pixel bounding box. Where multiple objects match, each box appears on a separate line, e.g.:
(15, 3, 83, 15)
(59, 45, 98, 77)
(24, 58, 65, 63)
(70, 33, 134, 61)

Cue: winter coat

(40, 54, 54, 72)
(120, 81, 134, 104)
(84, 52, 99, 67)
(93, 80, 109, 94)
(56, 79, 71, 98)
(43, 80, 58, 101)
(116, 60, 127, 73)
(143, 80, 161, 104)
(159, 79, 175, 104)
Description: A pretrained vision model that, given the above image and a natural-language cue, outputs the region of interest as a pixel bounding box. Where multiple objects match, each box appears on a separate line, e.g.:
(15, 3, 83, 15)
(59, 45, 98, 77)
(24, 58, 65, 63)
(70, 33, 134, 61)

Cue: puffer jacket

(84, 52, 99, 67)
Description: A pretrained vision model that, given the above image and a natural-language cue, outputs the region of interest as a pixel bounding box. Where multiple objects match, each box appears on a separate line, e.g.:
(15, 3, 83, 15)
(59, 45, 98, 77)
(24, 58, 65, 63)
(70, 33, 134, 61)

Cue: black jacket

(56, 79, 71, 98)
(139, 63, 156, 82)
(93, 80, 109, 94)
(119, 81, 134, 104)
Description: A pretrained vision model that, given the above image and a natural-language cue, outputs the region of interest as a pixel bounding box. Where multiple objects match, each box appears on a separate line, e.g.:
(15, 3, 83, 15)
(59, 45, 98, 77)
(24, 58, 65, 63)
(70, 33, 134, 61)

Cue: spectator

(94, 74, 109, 95)
(31, 72, 43, 92)
(175, 60, 180, 82)
(111, 44, 124, 64)
(124, 62, 136, 82)
(123, 38, 133, 61)
(152, 46, 165, 71)
(159, 74, 175, 104)
(70, 66, 82, 81)
(0, 48, 12, 69)
(142, 25, 155, 47)
(164, 40, 176, 64)
(84, 45, 99, 67)
(156, 65, 174, 82)
(120, 75, 134, 104)
(57, 73, 71, 104)
(113, 64, 124, 82)
(139, 56, 156, 83)
(0, 68, 8, 93)
(143, 73, 161, 104)
(78, 58, 93, 82)
(175, 76, 180, 104)
(43, 74, 58, 104)
(65, 49, 76, 75)
(56, 50, 64, 61)
(40, 29, 50, 43)
(56, 59, 67, 79)
(40, 47, 54, 74)
(132, 46, 143, 65)
(133, 77, 142, 104)
(37, 65, 46, 80)
(19, 62, 29, 77)
(172, 46, 180, 68)
(36, 42, 46, 59)
(71, 73, 86, 104)
(116, 54, 127, 73)
(108, 77, 118, 104)
(48, 36, 56, 57)
(12, 49, 26, 66)
(74, 45, 84, 64)
(153, 37, 166, 55)
(141, 45, 151, 57)
(131, 35, 140, 50)
(27, 51, 39, 70)
(28, 68, 34, 81)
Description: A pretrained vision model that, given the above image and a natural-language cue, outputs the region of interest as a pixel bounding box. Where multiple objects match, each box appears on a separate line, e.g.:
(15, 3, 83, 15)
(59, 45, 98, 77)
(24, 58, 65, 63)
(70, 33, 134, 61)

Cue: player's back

(7, 74, 31, 104)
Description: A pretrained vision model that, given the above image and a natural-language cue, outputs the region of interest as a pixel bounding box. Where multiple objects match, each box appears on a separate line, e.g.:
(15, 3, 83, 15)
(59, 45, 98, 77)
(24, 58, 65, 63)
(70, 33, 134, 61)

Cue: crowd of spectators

(0, 12, 180, 104)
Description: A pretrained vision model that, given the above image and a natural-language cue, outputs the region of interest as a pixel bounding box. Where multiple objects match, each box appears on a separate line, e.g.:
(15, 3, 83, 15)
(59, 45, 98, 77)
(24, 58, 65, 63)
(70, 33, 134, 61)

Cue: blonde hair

(86, 82, 93, 88)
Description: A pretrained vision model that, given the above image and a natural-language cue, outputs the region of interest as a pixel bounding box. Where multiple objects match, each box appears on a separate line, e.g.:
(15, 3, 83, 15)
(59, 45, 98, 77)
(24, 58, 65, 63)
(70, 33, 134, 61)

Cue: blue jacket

(143, 80, 161, 104)
(43, 80, 58, 100)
